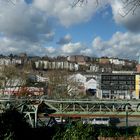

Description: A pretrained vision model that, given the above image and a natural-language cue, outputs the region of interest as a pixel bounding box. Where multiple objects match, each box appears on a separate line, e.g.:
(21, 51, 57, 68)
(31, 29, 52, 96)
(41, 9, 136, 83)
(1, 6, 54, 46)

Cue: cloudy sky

(0, 0, 140, 60)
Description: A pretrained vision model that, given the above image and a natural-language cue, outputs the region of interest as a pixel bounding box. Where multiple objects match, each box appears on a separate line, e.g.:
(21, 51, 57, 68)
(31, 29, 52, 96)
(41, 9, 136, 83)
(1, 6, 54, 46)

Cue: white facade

(69, 73, 86, 83)
(0, 58, 22, 65)
(35, 60, 79, 71)
(109, 58, 125, 65)
(36, 75, 48, 82)
(84, 78, 97, 90)
(89, 65, 99, 72)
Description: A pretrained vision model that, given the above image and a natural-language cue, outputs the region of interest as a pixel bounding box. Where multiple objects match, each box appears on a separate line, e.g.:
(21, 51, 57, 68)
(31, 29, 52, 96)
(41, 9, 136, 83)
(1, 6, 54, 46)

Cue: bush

(53, 121, 96, 140)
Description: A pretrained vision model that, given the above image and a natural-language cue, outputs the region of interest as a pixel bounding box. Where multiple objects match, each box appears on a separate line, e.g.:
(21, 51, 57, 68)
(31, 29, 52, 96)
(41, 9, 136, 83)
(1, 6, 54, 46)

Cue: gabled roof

(85, 78, 97, 89)
(69, 73, 86, 83)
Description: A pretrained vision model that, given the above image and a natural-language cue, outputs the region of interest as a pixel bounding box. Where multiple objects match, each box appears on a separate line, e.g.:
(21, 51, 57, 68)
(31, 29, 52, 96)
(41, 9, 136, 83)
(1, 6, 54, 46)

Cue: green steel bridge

(0, 98, 140, 128)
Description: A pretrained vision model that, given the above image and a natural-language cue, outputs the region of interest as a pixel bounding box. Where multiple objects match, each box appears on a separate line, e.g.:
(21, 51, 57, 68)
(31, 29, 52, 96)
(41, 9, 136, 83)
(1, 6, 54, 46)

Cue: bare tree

(72, 0, 88, 7)
(47, 70, 70, 98)
(46, 70, 86, 99)
(0, 0, 16, 5)
(67, 74, 86, 98)
(72, 0, 140, 16)
(0, 64, 30, 97)
(3, 0, 140, 16)
(72, 0, 98, 7)
(8, 0, 15, 5)
(120, 0, 140, 16)
(0, 65, 21, 96)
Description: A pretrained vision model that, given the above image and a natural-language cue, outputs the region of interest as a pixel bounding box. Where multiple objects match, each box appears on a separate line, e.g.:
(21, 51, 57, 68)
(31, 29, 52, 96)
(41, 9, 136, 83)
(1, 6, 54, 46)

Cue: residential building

(109, 58, 125, 65)
(34, 60, 79, 71)
(0, 57, 22, 66)
(99, 57, 110, 64)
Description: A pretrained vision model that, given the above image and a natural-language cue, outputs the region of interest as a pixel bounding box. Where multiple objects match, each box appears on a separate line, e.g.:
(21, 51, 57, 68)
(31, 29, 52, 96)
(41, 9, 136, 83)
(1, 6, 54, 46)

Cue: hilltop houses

(0, 53, 138, 99)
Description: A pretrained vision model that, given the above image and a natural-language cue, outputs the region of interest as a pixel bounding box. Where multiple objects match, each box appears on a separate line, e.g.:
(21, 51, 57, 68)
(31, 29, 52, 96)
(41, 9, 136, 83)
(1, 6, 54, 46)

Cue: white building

(109, 58, 125, 65)
(84, 78, 97, 90)
(0, 58, 22, 66)
(35, 60, 79, 71)
(68, 73, 86, 96)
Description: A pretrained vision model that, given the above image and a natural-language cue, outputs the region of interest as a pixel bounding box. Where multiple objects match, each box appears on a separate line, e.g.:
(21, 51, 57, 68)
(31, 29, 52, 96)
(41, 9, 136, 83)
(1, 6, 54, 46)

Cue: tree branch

(8, 0, 16, 5)
(72, 0, 99, 7)
(120, 0, 140, 16)
(72, 0, 140, 17)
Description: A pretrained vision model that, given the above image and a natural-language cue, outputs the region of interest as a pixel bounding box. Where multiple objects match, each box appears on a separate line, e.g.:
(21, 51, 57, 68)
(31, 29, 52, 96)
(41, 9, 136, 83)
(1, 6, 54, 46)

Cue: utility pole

(126, 104, 128, 137)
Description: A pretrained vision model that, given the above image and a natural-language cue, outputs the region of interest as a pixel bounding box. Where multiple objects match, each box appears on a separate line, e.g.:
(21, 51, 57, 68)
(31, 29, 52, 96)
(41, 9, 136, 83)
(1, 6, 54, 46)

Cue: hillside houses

(0, 56, 22, 66)
(35, 60, 79, 71)
(0, 54, 137, 72)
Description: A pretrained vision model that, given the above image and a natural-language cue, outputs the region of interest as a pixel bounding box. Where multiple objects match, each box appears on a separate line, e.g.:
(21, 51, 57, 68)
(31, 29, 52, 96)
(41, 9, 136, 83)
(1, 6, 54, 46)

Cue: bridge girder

(0, 99, 140, 127)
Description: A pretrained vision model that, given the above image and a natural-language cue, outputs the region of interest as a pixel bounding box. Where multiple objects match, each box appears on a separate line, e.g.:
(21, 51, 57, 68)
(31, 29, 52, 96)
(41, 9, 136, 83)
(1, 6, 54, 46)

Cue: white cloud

(92, 32, 140, 59)
(80, 48, 93, 56)
(0, 36, 49, 56)
(1, 30, 140, 60)
(46, 46, 56, 54)
(0, 0, 140, 59)
(0, 0, 52, 42)
(32, 0, 140, 32)
(33, 0, 108, 27)
(57, 34, 72, 45)
(110, 0, 140, 33)
(61, 42, 86, 55)
(40, 31, 55, 43)
(0, 0, 56, 56)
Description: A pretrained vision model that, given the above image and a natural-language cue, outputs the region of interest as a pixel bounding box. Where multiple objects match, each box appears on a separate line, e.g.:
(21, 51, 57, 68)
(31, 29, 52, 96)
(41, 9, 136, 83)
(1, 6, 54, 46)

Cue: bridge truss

(0, 98, 140, 128)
